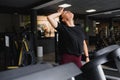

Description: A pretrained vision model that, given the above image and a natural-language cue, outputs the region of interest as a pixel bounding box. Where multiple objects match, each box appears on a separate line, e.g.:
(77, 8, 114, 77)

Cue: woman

(47, 8, 90, 68)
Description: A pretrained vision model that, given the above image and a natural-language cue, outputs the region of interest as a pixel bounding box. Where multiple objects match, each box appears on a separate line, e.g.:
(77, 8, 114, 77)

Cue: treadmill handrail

(95, 45, 119, 57)
(14, 63, 82, 80)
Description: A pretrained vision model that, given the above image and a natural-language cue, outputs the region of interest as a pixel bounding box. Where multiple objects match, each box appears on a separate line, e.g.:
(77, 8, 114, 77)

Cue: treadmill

(0, 45, 120, 80)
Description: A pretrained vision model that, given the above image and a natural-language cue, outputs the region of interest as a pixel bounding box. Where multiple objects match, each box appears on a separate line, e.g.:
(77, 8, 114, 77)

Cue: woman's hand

(57, 8, 64, 15)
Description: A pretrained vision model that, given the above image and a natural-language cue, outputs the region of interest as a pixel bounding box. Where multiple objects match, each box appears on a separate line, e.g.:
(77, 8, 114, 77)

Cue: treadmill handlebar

(95, 45, 119, 57)
(112, 48, 120, 73)
(81, 45, 120, 80)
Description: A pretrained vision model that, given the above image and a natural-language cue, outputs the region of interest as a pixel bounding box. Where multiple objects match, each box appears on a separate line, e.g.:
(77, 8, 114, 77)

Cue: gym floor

(43, 52, 55, 64)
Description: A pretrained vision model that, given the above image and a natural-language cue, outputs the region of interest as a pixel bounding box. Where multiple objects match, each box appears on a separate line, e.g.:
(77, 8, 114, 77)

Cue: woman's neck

(66, 20, 75, 27)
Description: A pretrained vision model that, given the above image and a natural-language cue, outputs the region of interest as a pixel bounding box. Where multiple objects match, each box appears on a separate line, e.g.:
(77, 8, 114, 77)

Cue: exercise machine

(81, 45, 120, 80)
(0, 45, 120, 80)
(0, 62, 81, 80)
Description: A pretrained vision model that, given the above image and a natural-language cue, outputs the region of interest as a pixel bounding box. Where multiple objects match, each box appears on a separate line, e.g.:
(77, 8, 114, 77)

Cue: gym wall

(0, 13, 19, 32)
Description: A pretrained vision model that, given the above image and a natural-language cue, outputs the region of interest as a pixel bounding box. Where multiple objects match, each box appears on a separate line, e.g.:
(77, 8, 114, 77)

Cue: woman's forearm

(83, 40, 89, 56)
(47, 8, 64, 28)
(47, 12, 61, 28)
(83, 40, 90, 62)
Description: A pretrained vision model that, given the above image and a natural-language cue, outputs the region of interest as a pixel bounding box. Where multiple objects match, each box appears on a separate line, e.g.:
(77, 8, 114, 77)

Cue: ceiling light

(58, 3, 71, 8)
(86, 9, 96, 13)
(96, 22, 100, 24)
(88, 9, 120, 16)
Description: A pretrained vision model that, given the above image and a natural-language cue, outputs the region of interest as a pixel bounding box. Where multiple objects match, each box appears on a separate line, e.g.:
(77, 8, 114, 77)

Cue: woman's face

(61, 11, 74, 22)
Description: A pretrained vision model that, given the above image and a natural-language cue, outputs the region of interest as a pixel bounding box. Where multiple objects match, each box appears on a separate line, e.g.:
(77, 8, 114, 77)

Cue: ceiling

(0, 0, 120, 19)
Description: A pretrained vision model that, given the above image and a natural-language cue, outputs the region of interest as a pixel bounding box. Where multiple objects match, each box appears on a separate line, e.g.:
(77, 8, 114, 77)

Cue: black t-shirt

(56, 23, 85, 56)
